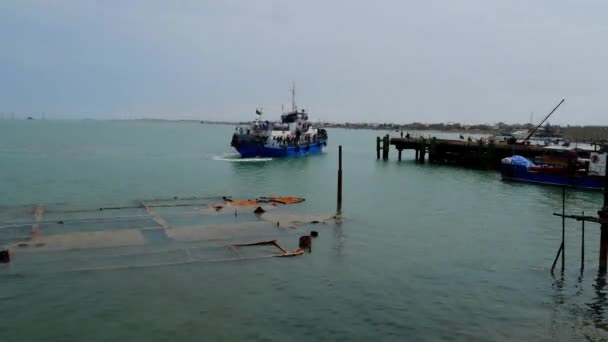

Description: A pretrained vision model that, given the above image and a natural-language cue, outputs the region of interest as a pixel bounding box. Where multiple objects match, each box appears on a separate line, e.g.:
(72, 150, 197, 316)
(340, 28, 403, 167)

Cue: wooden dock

(378, 135, 547, 169)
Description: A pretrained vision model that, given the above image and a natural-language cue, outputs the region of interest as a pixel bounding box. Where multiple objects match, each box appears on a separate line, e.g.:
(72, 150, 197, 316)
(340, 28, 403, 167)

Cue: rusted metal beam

(231, 240, 289, 255)
(551, 213, 608, 225)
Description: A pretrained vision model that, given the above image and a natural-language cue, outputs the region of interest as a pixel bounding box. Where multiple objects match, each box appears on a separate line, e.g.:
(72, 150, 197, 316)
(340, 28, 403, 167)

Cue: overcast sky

(1, 1, 607, 124)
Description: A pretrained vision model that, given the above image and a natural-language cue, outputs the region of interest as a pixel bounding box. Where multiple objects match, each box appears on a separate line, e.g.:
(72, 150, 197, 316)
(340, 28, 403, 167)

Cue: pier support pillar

(428, 139, 436, 163)
(398, 148, 402, 161)
(376, 137, 381, 160)
(382, 135, 389, 160)
(487, 141, 496, 169)
(600, 227, 608, 274)
(415, 149, 419, 161)
(419, 138, 426, 163)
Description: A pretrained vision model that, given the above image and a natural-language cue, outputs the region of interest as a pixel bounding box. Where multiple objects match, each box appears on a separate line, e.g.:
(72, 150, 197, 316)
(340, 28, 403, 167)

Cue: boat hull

(501, 164, 604, 190)
(234, 141, 327, 158)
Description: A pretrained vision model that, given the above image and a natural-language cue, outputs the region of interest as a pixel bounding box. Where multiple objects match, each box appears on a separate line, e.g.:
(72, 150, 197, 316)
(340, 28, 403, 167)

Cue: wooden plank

(31, 205, 44, 240)
(141, 203, 171, 230)
(13, 229, 146, 252)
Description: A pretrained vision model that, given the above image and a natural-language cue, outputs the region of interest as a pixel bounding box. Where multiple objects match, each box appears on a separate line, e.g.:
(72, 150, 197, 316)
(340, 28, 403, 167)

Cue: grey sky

(1, 1, 607, 124)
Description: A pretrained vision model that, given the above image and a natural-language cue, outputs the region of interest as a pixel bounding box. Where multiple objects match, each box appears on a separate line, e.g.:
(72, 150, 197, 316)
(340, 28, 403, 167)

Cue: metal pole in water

(549, 188, 567, 274)
(581, 210, 585, 271)
(337, 145, 343, 214)
(562, 186, 566, 271)
(551, 243, 563, 274)
(599, 155, 608, 274)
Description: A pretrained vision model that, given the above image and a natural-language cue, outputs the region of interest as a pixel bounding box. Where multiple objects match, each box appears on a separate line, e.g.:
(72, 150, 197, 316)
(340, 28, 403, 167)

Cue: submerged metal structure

(0, 195, 334, 272)
(551, 155, 608, 274)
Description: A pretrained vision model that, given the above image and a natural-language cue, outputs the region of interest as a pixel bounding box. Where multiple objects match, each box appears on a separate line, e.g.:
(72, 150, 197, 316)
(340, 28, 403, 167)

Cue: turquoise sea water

(0, 120, 607, 341)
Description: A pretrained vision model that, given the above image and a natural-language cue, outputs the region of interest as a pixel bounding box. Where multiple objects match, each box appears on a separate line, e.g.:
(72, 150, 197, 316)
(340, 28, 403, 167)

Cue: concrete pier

(388, 137, 547, 169)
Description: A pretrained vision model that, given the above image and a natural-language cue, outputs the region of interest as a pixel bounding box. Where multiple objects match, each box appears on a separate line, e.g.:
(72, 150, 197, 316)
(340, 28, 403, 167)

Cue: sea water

(0, 120, 606, 341)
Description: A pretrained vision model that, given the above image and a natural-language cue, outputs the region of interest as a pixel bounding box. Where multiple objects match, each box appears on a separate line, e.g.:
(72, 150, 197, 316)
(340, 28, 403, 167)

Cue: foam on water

(212, 152, 272, 162)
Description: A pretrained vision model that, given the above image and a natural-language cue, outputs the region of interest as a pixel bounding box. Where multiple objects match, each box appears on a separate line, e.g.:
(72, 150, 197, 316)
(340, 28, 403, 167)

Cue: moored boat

(501, 150, 606, 190)
(230, 84, 328, 158)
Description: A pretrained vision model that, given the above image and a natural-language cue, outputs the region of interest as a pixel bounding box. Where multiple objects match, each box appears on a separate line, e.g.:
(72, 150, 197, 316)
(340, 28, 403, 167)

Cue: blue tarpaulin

(508, 155, 535, 167)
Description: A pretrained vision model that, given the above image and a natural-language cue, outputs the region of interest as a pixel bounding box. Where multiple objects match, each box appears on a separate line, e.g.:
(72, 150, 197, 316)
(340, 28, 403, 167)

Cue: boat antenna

(255, 106, 263, 122)
(524, 99, 565, 142)
(291, 81, 297, 113)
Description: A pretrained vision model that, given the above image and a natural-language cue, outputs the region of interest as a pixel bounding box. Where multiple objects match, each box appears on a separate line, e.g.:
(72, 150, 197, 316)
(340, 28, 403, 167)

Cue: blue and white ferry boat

(230, 85, 328, 158)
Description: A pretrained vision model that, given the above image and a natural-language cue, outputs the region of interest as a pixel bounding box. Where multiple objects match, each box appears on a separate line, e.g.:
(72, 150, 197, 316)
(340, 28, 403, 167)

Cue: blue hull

(234, 141, 327, 158)
(501, 164, 604, 190)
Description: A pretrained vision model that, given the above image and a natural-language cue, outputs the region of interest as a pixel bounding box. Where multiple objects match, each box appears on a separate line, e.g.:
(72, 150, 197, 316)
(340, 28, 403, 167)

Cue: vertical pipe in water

(599, 155, 608, 274)
(581, 211, 585, 271)
(562, 186, 566, 271)
(337, 145, 343, 214)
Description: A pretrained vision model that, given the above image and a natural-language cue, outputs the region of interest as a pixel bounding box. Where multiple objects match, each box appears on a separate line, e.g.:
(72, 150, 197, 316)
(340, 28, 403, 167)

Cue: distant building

(563, 126, 608, 142)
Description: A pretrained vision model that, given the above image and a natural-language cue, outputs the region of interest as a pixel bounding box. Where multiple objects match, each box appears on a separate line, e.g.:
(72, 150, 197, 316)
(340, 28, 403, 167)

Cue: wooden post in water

(398, 148, 402, 161)
(599, 154, 608, 274)
(337, 145, 343, 214)
(376, 137, 381, 160)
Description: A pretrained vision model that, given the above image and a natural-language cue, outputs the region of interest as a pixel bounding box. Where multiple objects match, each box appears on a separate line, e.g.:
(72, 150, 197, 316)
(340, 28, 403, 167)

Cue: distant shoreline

(9, 118, 607, 140)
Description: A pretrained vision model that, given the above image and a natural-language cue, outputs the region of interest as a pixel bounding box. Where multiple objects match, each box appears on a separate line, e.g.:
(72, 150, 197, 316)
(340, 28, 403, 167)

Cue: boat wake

(212, 153, 272, 162)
